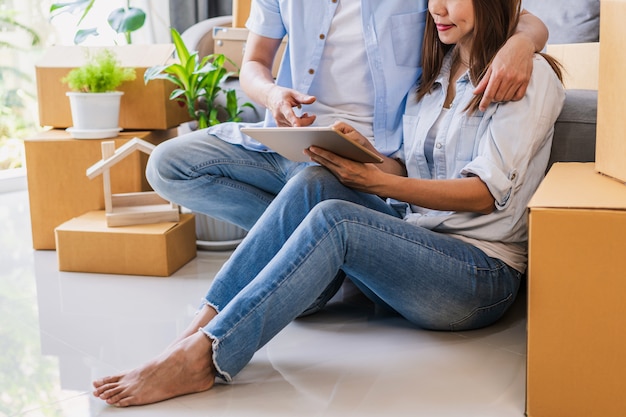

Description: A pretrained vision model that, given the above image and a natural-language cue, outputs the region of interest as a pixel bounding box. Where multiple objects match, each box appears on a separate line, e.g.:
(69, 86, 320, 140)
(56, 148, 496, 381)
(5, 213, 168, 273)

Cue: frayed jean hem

(198, 328, 232, 383)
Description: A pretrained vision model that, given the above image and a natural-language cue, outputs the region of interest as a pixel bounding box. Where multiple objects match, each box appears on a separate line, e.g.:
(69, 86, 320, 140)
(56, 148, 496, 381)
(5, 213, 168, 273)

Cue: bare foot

(92, 331, 215, 407)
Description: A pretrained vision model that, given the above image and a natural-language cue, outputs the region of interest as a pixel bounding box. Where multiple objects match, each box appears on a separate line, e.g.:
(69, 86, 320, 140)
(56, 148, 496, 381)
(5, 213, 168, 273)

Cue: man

(146, 0, 547, 232)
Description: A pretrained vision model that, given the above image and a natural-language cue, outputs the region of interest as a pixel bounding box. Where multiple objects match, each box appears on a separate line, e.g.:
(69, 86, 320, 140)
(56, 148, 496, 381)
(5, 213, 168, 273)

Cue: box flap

(528, 163, 626, 210)
(56, 211, 181, 235)
(213, 27, 250, 41)
(37, 44, 175, 69)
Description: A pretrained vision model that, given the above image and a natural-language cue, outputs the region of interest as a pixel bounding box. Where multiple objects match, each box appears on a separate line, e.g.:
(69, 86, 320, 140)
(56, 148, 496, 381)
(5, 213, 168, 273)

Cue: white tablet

(240, 126, 384, 164)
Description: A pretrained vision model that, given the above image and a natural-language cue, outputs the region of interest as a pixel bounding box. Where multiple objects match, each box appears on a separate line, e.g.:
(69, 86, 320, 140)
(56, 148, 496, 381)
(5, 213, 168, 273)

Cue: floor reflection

(1, 190, 528, 417)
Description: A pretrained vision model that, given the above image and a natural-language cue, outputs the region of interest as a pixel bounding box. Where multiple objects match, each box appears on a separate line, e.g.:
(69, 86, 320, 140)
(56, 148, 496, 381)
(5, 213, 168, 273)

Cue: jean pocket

(449, 292, 516, 331)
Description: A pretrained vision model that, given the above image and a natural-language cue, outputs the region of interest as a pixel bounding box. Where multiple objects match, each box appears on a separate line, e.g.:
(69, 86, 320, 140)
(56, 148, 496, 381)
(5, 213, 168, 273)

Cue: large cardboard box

(36, 45, 191, 130)
(596, 0, 626, 183)
(213, 27, 286, 77)
(527, 163, 626, 417)
(546, 42, 599, 90)
(25, 129, 177, 250)
(55, 211, 196, 277)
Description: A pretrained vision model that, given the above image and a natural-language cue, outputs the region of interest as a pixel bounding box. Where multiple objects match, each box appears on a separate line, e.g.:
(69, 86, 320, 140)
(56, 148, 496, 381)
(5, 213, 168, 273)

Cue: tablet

(240, 126, 384, 163)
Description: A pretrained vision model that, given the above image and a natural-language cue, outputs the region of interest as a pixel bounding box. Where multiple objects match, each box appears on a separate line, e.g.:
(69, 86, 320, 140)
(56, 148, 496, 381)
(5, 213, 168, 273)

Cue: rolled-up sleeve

(247, 0, 286, 39)
(461, 55, 566, 211)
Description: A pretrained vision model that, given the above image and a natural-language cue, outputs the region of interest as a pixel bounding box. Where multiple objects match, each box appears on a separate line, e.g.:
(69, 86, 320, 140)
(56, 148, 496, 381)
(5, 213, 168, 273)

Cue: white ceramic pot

(193, 212, 248, 251)
(177, 123, 248, 251)
(66, 91, 123, 131)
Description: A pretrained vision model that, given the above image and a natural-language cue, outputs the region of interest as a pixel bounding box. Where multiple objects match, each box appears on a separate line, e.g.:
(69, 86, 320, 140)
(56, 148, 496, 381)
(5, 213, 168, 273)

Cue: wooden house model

(86, 138, 180, 227)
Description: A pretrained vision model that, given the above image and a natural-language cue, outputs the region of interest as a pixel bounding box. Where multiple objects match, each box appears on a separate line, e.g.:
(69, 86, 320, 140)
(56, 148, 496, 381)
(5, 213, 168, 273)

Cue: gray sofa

(182, 1, 599, 168)
(522, 0, 600, 168)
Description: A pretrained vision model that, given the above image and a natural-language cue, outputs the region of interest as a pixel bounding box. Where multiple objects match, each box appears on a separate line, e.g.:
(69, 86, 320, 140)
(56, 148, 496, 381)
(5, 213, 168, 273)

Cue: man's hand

(473, 34, 535, 111)
(266, 86, 317, 127)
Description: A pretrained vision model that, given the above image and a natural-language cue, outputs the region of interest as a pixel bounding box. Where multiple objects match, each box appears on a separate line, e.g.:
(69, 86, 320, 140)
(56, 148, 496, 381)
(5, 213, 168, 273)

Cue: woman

(92, 0, 564, 407)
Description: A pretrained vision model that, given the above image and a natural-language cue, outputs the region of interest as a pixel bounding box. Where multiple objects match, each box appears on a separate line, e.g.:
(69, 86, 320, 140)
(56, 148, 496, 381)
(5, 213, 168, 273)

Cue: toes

(94, 382, 125, 400)
(115, 396, 138, 407)
(93, 374, 122, 389)
(103, 386, 129, 405)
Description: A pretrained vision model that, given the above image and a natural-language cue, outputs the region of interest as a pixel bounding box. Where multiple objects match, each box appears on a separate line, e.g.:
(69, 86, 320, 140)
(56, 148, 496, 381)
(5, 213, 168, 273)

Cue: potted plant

(62, 49, 136, 139)
(144, 27, 255, 130)
(145, 27, 255, 249)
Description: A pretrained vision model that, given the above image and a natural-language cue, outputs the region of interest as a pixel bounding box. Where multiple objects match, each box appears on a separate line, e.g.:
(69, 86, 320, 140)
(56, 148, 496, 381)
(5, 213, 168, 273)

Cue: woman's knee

(290, 166, 335, 187)
(308, 200, 359, 226)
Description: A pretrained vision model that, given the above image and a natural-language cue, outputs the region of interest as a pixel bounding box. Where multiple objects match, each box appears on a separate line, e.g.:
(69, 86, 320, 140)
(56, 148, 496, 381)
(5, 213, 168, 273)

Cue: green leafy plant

(50, 0, 146, 44)
(144, 27, 255, 129)
(62, 49, 136, 93)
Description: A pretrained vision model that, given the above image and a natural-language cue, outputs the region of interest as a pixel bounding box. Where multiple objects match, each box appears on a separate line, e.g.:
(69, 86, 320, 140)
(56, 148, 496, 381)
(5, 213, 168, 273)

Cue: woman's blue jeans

(197, 166, 522, 382)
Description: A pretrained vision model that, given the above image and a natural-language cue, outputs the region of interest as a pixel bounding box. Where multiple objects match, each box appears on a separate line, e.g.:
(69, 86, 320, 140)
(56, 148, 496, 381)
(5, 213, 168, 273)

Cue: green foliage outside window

(0, 4, 42, 170)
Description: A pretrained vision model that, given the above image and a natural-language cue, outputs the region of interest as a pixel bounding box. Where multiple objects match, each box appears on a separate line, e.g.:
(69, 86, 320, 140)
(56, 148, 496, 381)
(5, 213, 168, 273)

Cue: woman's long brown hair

(417, 0, 562, 114)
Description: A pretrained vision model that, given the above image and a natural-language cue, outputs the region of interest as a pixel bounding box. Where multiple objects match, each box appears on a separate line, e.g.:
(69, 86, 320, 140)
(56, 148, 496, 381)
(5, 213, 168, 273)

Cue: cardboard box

(232, 0, 251, 28)
(596, 0, 626, 183)
(213, 27, 286, 78)
(25, 128, 178, 250)
(36, 45, 191, 130)
(546, 42, 599, 90)
(55, 211, 196, 277)
(527, 163, 626, 417)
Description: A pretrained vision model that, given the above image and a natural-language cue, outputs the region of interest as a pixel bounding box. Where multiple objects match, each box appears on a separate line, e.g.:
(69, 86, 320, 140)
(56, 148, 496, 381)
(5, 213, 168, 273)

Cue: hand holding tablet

(240, 126, 384, 163)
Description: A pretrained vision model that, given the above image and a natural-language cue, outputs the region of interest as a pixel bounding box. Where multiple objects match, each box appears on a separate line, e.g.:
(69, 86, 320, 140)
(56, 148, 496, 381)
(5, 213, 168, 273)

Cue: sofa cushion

(522, 0, 600, 44)
(548, 89, 597, 169)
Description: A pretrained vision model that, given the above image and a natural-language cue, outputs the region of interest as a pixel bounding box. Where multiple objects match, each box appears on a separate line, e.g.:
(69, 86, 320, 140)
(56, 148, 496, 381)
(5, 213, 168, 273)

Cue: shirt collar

(435, 50, 471, 88)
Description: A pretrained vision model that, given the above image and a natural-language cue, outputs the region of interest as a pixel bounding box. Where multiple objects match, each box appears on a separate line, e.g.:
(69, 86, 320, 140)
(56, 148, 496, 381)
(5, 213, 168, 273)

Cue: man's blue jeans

(146, 130, 309, 230)
(195, 166, 522, 382)
(145, 131, 342, 314)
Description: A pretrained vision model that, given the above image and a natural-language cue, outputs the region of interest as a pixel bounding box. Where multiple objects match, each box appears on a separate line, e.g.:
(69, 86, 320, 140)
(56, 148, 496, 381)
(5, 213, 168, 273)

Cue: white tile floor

(1, 188, 529, 417)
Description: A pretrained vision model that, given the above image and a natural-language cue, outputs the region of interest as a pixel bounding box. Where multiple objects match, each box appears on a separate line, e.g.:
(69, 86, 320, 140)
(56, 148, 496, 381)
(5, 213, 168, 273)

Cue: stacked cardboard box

(36, 44, 191, 130)
(596, 0, 626, 183)
(213, 27, 286, 78)
(232, 0, 251, 28)
(24, 129, 177, 250)
(56, 211, 196, 277)
(526, 163, 626, 417)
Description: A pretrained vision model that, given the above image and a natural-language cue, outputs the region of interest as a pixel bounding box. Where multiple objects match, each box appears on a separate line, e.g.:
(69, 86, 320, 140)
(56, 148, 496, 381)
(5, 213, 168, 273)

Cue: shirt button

(435, 143, 442, 149)
(308, 69, 315, 75)
(332, 0, 338, 3)
(319, 34, 325, 40)
(511, 173, 517, 180)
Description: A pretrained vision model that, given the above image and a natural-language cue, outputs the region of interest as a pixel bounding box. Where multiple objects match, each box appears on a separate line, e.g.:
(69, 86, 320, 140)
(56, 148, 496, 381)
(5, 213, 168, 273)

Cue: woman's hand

(331, 121, 377, 153)
(304, 145, 386, 194)
(305, 122, 392, 194)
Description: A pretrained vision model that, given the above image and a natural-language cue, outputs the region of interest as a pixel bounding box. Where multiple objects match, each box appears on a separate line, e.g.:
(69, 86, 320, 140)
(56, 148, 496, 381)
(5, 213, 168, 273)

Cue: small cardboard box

(596, 0, 626, 183)
(213, 27, 286, 78)
(55, 211, 196, 277)
(35, 45, 191, 130)
(25, 128, 178, 250)
(527, 163, 626, 417)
